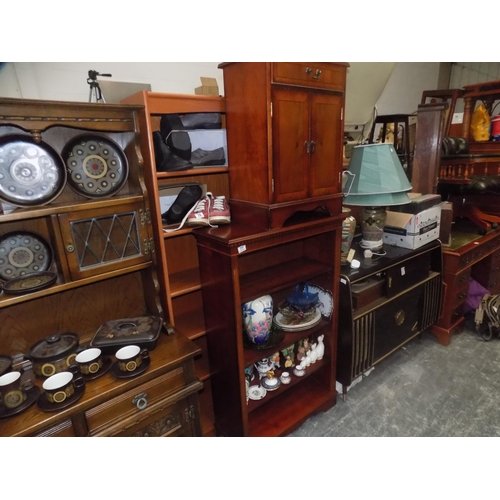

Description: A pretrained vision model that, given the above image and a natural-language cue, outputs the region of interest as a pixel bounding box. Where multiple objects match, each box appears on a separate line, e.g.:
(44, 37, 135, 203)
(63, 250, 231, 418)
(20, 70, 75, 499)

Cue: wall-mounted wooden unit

(121, 91, 229, 436)
(219, 62, 347, 229)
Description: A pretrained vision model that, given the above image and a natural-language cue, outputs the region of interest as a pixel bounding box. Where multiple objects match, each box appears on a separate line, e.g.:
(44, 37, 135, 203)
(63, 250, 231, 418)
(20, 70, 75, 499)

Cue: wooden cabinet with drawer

(431, 223, 500, 345)
(0, 98, 203, 437)
(219, 62, 348, 229)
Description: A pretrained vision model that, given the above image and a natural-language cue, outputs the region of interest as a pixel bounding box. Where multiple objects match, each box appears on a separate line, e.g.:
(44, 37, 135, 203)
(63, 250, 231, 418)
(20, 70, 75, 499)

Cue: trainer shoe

(209, 195, 231, 225)
(187, 192, 213, 227)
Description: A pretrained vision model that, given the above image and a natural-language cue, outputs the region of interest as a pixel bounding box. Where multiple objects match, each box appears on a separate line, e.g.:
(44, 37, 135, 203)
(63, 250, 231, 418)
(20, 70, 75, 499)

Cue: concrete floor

(289, 314, 500, 437)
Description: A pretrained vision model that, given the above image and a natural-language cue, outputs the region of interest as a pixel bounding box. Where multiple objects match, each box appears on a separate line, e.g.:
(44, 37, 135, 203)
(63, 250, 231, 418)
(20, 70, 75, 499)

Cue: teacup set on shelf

(0, 343, 151, 419)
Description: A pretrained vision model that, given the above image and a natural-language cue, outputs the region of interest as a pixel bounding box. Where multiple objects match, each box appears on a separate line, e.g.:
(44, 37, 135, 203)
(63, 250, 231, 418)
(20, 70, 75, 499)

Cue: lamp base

(360, 207, 386, 250)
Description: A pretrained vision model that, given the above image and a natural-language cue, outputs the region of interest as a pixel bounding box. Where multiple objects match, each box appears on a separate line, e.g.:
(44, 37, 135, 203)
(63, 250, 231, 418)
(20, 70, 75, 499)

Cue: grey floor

(289, 314, 500, 437)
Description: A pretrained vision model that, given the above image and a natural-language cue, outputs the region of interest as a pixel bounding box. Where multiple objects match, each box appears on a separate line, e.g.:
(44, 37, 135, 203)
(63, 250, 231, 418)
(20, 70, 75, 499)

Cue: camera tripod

(87, 70, 112, 103)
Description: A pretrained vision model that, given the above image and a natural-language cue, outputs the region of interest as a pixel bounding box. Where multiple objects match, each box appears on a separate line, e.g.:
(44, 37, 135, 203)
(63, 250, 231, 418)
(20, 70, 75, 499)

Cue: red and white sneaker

(209, 195, 231, 225)
(187, 192, 212, 226)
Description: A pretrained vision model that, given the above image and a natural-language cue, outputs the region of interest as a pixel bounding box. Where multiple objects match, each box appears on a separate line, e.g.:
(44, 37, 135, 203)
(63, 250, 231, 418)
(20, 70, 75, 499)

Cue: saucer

(81, 356, 112, 382)
(110, 356, 150, 379)
(261, 377, 281, 391)
(0, 385, 40, 419)
(36, 383, 85, 412)
(243, 327, 285, 351)
(273, 308, 322, 331)
(247, 385, 266, 401)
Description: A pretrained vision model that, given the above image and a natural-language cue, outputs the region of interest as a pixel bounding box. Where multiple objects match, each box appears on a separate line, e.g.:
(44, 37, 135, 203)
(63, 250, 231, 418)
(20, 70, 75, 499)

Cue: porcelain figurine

(270, 352, 280, 370)
(316, 335, 325, 360)
(310, 343, 318, 364)
(305, 350, 312, 367)
(242, 294, 273, 345)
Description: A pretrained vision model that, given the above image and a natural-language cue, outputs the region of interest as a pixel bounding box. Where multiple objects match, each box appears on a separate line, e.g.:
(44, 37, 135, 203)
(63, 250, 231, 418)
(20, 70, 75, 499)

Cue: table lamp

(343, 143, 412, 250)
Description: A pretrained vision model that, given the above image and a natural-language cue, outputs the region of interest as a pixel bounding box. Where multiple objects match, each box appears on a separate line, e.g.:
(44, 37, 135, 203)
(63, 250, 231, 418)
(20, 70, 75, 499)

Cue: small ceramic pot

(242, 295, 273, 345)
(27, 332, 80, 378)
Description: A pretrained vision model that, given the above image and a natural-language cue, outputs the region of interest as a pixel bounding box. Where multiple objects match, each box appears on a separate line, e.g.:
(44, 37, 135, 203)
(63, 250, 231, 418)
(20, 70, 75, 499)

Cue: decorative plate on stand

(0, 231, 53, 281)
(306, 283, 333, 319)
(62, 134, 129, 199)
(2, 271, 57, 295)
(0, 135, 66, 207)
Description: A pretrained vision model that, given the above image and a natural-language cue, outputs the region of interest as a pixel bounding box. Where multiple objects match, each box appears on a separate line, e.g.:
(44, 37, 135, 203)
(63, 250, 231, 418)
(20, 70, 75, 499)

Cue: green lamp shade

(343, 143, 411, 206)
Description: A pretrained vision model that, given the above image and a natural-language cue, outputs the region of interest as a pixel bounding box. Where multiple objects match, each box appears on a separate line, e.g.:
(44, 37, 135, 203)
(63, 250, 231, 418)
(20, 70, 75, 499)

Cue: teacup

(0, 371, 30, 409)
(280, 371, 291, 384)
(75, 348, 103, 376)
(43, 371, 84, 404)
(115, 345, 149, 373)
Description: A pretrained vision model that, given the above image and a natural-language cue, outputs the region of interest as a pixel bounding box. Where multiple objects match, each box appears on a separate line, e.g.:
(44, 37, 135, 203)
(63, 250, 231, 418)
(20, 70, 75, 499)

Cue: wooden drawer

(85, 368, 186, 434)
(386, 251, 431, 298)
(452, 267, 471, 289)
(94, 397, 197, 437)
(472, 254, 500, 291)
(452, 285, 469, 308)
(32, 419, 76, 437)
(272, 63, 345, 91)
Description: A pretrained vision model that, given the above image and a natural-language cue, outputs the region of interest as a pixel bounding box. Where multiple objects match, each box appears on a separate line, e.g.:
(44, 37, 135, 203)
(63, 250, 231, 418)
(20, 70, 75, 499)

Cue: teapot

(254, 357, 274, 379)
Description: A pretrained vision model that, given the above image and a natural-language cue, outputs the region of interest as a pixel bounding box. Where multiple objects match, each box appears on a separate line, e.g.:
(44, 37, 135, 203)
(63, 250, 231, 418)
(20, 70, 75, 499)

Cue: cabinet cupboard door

(58, 201, 152, 280)
(272, 88, 310, 203)
(272, 89, 343, 203)
(310, 92, 343, 198)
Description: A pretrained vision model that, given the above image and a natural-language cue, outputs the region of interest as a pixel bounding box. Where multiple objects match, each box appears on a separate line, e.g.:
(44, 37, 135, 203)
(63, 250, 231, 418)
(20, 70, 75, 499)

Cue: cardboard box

(389, 193, 441, 214)
(383, 194, 442, 249)
(194, 77, 219, 96)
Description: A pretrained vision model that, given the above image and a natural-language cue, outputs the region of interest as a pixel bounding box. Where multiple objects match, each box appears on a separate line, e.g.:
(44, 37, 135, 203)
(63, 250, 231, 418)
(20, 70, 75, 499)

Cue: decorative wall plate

(0, 231, 53, 281)
(62, 134, 128, 199)
(306, 283, 334, 319)
(0, 135, 67, 207)
(2, 271, 57, 295)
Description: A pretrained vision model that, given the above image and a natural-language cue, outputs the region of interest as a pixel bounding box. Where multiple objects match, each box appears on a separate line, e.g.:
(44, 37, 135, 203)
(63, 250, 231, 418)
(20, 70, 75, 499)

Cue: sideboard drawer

(32, 419, 76, 437)
(85, 368, 186, 434)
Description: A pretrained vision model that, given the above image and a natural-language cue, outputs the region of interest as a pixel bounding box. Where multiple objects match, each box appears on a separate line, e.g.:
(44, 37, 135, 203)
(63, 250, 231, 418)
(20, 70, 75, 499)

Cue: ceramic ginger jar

(242, 294, 273, 345)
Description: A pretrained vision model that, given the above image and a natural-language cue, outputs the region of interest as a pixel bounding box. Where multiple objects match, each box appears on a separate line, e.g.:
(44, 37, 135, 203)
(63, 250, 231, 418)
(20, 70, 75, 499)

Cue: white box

(383, 203, 442, 250)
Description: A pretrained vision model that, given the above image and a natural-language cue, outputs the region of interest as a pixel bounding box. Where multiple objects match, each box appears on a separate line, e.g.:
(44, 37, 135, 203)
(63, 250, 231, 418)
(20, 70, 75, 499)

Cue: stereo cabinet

(0, 98, 202, 437)
(337, 239, 442, 399)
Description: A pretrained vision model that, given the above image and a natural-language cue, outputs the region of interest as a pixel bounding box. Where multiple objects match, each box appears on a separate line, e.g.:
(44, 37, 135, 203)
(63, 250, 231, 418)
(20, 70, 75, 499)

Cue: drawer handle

(394, 309, 405, 326)
(305, 67, 312, 74)
(312, 69, 322, 80)
(132, 392, 148, 410)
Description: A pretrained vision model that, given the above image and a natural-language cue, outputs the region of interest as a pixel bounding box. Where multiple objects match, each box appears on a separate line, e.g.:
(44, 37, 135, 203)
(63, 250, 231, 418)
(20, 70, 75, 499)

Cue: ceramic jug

(242, 294, 273, 345)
